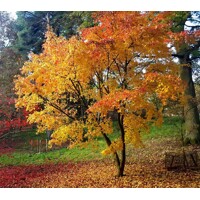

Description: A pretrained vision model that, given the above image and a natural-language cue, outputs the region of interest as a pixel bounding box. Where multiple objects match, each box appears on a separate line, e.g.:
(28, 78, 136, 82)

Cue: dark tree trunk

(101, 112, 126, 177)
(180, 55, 200, 144)
(102, 132, 121, 174)
(117, 113, 126, 177)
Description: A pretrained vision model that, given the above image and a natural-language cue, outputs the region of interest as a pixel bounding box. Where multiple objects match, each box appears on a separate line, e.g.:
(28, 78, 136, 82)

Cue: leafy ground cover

(1, 137, 200, 188)
(0, 117, 200, 188)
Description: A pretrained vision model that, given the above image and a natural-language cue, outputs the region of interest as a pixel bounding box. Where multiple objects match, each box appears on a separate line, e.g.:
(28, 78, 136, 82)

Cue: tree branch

(38, 94, 75, 120)
(172, 53, 184, 58)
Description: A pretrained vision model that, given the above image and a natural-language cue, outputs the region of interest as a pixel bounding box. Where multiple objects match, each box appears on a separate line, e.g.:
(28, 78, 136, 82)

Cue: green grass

(0, 143, 106, 167)
(0, 117, 182, 167)
(143, 116, 182, 140)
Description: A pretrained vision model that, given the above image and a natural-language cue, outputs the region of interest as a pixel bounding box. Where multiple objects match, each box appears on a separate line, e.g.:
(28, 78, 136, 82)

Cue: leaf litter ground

(1, 137, 200, 188)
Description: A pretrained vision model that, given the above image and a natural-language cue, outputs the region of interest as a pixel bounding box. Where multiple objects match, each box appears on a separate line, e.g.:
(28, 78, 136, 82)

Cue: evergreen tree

(14, 11, 94, 58)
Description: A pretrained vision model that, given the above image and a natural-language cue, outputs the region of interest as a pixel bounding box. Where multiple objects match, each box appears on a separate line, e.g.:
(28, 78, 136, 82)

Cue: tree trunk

(117, 113, 126, 177)
(101, 132, 121, 176)
(180, 56, 200, 144)
(101, 113, 126, 177)
(170, 12, 200, 144)
(101, 112, 126, 177)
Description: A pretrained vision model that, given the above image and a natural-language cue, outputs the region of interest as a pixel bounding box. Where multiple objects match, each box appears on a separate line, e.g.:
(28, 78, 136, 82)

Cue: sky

(3, 0, 200, 20)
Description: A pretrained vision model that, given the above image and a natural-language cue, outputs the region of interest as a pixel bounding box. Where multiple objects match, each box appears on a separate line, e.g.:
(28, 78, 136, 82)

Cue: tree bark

(180, 55, 200, 144)
(117, 113, 126, 177)
(101, 113, 126, 177)
(101, 132, 121, 176)
(171, 12, 200, 145)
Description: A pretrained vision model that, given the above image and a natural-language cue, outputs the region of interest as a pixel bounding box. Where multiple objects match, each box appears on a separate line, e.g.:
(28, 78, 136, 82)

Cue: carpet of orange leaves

(1, 138, 200, 188)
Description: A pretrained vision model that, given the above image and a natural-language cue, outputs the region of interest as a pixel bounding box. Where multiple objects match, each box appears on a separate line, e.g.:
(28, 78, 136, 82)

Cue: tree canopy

(15, 12, 185, 176)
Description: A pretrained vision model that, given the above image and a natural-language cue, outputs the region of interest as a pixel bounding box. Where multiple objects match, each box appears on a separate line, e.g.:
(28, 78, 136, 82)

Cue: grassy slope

(143, 116, 182, 140)
(0, 117, 182, 167)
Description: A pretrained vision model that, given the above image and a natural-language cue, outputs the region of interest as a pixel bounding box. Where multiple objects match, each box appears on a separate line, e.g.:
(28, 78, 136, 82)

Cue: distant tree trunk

(46, 129, 53, 140)
(179, 55, 200, 144)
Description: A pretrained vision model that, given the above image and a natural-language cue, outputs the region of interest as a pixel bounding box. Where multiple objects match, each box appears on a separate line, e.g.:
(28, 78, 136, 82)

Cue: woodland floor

(1, 136, 200, 188)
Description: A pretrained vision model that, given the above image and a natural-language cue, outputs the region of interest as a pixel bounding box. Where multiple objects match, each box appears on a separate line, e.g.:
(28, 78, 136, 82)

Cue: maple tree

(15, 27, 91, 143)
(15, 12, 185, 177)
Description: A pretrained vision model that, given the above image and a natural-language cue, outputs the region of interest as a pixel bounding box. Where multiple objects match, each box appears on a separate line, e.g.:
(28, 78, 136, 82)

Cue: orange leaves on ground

(0, 163, 71, 188)
(1, 138, 200, 188)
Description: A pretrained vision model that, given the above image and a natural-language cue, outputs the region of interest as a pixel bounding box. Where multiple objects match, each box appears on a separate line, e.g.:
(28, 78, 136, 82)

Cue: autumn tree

(80, 12, 184, 176)
(15, 27, 92, 144)
(15, 12, 184, 177)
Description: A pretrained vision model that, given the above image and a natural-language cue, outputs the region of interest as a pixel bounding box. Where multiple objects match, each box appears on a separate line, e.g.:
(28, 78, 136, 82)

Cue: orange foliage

(15, 12, 185, 176)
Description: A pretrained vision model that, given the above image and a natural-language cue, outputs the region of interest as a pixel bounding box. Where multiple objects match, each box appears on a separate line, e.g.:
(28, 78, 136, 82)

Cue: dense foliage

(15, 12, 186, 176)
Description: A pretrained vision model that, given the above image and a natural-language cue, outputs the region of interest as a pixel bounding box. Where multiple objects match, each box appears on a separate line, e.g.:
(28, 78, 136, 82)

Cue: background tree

(0, 11, 16, 50)
(0, 11, 19, 96)
(170, 11, 200, 144)
(14, 11, 94, 58)
(0, 12, 30, 135)
(0, 48, 24, 129)
(0, 12, 18, 115)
